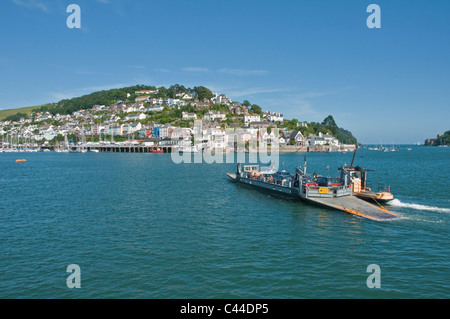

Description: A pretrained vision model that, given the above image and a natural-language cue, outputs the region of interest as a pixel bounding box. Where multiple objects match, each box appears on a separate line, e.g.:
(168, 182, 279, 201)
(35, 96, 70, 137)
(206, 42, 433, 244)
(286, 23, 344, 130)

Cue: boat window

(317, 177, 328, 186)
(328, 177, 341, 185)
(243, 165, 259, 172)
(317, 177, 341, 186)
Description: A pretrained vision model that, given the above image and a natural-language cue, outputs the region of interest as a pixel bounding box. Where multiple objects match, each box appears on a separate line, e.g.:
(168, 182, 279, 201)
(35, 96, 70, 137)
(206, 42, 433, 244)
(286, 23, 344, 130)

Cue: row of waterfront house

(0, 91, 351, 152)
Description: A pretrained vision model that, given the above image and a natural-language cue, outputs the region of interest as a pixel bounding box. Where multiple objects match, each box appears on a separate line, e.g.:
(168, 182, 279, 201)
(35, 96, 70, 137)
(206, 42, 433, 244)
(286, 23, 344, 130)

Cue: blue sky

(1, 0, 449, 144)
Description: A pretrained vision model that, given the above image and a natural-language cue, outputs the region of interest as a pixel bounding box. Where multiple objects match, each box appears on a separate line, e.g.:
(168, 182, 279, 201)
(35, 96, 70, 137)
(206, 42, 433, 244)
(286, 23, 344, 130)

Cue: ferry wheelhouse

(341, 166, 394, 203)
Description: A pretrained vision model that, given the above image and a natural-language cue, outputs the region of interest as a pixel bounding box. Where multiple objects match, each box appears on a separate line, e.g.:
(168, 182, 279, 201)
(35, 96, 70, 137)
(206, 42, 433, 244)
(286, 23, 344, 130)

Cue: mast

(303, 156, 307, 176)
(350, 144, 358, 168)
(111, 125, 114, 143)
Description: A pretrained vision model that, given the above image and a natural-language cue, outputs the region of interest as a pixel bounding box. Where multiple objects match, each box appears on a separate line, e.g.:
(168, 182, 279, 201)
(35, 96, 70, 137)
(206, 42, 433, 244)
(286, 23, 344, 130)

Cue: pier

(2, 141, 354, 154)
(94, 145, 173, 153)
(1, 144, 174, 153)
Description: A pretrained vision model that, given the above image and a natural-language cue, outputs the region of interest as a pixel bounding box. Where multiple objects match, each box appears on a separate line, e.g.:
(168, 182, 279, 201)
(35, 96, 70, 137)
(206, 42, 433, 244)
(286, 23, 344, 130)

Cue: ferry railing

(304, 184, 352, 198)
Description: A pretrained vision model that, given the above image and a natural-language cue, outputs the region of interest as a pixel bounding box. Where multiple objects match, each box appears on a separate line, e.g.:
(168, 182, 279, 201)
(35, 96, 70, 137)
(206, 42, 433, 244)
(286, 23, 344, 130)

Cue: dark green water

(1, 146, 449, 298)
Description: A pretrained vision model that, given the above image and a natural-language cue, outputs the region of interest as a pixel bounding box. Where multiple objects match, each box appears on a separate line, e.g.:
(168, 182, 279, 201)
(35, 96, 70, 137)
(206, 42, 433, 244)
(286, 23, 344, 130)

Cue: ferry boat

(227, 159, 398, 221)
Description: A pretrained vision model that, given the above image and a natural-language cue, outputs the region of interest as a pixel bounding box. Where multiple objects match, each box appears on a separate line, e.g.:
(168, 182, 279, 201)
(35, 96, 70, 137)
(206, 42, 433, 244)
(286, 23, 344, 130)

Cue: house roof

(289, 130, 303, 139)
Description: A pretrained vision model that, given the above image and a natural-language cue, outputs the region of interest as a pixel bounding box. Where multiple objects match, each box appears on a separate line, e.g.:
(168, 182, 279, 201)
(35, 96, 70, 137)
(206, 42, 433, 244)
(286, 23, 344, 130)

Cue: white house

(150, 97, 164, 105)
(265, 112, 284, 123)
(135, 95, 150, 103)
(308, 132, 333, 147)
(171, 127, 192, 141)
(125, 114, 138, 121)
(212, 93, 230, 105)
(309, 136, 326, 147)
(204, 128, 227, 149)
(166, 99, 184, 108)
(43, 127, 58, 140)
(182, 112, 197, 120)
(244, 114, 261, 125)
(203, 111, 227, 122)
(36, 113, 53, 122)
(261, 130, 277, 146)
(121, 122, 142, 135)
(135, 89, 158, 95)
(322, 133, 339, 146)
(175, 100, 187, 107)
(125, 105, 139, 113)
(129, 122, 142, 134)
(146, 106, 164, 112)
(182, 93, 194, 100)
(159, 125, 175, 139)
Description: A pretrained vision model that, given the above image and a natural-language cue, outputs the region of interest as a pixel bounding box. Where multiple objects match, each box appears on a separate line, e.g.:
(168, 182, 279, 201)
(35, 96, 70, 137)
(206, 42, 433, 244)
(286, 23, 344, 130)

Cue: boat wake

(388, 199, 450, 214)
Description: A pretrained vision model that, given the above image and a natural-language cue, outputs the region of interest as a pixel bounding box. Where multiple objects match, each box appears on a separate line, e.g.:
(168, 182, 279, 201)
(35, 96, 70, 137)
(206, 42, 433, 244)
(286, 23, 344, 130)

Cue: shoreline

(1, 144, 357, 154)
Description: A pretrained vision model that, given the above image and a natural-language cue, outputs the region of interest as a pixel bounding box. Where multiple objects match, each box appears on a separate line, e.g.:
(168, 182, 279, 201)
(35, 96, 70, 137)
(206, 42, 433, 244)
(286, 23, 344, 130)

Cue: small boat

(151, 148, 164, 153)
(353, 188, 394, 202)
(342, 166, 394, 203)
(15, 158, 27, 163)
(342, 146, 394, 203)
(178, 147, 200, 154)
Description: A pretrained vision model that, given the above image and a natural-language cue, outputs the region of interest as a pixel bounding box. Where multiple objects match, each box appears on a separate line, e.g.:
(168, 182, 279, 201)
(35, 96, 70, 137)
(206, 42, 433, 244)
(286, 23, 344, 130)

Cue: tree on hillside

(168, 84, 188, 98)
(322, 115, 337, 128)
(250, 104, 263, 115)
(157, 86, 169, 98)
(193, 86, 213, 100)
(4, 112, 28, 122)
(436, 130, 450, 146)
(38, 85, 155, 115)
(320, 115, 357, 144)
(242, 100, 251, 107)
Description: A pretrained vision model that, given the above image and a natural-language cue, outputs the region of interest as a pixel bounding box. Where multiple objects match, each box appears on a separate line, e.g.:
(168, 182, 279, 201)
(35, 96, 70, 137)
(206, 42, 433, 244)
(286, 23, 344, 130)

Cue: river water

(0, 146, 449, 298)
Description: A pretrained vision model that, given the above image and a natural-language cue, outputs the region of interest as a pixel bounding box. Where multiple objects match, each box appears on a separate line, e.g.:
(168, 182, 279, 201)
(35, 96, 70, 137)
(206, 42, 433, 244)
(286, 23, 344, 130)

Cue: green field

(0, 105, 44, 120)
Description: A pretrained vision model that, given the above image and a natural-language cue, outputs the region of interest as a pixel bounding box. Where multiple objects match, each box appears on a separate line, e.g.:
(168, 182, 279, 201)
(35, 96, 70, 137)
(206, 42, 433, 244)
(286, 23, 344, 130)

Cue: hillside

(424, 130, 450, 146)
(0, 105, 44, 120)
(0, 85, 358, 144)
(35, 84, 212, 116)
(296, 115, 357, 145)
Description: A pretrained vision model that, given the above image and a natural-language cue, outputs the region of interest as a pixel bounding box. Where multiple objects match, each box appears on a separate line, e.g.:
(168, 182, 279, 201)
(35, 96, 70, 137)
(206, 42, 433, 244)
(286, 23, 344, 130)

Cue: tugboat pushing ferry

(342, 166, 394, 203)
(342, 146, 394, 203)
(227, 159, 398, 221)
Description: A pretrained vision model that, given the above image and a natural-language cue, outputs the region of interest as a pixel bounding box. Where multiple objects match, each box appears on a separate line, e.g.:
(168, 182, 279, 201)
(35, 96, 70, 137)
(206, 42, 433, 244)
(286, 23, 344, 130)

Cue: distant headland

(424, 130, 450, 146)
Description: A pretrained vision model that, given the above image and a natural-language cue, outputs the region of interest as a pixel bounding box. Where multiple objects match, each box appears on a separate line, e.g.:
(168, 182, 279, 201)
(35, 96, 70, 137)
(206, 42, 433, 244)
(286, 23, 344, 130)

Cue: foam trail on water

(389, 199, 450, 213)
